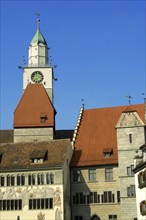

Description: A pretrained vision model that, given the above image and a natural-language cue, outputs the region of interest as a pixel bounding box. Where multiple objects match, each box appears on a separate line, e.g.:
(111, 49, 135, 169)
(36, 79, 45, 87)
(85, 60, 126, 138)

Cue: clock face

(31, 71, 44, 83)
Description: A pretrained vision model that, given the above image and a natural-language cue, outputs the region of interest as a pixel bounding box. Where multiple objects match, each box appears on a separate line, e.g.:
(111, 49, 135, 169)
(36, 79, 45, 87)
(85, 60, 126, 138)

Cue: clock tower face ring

(31, 71, 44, 83)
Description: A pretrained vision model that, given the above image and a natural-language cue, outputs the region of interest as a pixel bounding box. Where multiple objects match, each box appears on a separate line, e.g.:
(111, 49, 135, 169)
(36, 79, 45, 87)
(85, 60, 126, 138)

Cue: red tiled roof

(0, 139, 71, 171)
(14, 84, 55, 128)
(71, 104, 145, 167)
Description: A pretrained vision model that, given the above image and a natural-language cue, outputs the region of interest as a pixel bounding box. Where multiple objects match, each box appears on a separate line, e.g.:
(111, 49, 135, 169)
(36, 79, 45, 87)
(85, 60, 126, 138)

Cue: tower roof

(14, 84, 55, 128)
(30, 27, 47, 46)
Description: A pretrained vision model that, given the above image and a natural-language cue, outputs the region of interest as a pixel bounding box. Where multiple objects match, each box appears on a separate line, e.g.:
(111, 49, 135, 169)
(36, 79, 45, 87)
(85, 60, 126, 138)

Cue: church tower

(14, 19, 56, 143)
(23, 18, 54, 102)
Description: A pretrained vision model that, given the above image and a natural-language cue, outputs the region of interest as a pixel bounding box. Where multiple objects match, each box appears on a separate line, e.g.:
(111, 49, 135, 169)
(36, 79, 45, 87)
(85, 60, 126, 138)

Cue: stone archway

(91, 214, 101, 220)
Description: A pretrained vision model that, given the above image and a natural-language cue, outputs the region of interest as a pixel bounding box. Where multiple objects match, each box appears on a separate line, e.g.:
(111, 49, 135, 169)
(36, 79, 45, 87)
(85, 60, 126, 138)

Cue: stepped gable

(0, 139, 71, 171)
(71, 104, 145, 167)
(14, 84, 56, 128)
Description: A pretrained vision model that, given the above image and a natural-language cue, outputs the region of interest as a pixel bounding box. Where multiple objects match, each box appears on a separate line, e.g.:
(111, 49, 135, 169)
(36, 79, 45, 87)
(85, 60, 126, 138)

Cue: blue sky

(0, 0, 145, 130)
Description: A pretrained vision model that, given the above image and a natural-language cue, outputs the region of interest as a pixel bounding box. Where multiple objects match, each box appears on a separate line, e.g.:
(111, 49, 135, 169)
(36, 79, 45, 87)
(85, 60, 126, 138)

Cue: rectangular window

(0, 200, 22, 211)
(127, 185, 135, 197)
(75, 216, 83, 220)
(117, 191, 120, 203)
(73, 192, 99, 205)
(89, 169, 96, 181)
(127, 165, 134, 176)
(102, 191, 114, 203)
(73, 170, 81, 182)
(28, 198, 53, 210)
(105, 168, 113, 181)
(140, 200, 146, 216)
(109, 215, 117, 220)
(138, 169, 146, 189)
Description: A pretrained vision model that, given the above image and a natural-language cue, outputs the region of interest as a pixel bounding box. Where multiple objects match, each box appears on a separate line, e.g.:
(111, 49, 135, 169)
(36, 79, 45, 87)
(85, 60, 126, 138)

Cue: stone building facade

(133, 144, 146, 220)
(0, 18, 146, 220)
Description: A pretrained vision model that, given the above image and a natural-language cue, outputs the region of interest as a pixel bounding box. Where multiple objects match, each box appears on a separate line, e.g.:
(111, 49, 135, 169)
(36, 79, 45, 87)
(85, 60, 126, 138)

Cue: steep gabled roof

(71, 104, 145, 167)
(14, 84, 55, 128)
(0, 139, 71, 171)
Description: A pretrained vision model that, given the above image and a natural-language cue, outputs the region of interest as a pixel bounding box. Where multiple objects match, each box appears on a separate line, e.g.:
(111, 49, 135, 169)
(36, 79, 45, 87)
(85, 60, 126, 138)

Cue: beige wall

(71, 165, 120, 220)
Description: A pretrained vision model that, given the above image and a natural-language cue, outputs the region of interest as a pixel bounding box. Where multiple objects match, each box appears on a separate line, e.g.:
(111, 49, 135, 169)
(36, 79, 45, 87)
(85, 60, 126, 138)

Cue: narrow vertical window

(46, 173, 50, 184)
(41, 174, 44, 184)
(11, 175, 15, 186)
(50, 173, 54, 184)
(17, 175, 21, 186)
(32, 174, 35, 185)
(21, 175, 25, 185)
(7, 175, 10, 186)
(1, 176, 5, 186)
(129, 134, 132, 143)
(28, 174, 31, 185)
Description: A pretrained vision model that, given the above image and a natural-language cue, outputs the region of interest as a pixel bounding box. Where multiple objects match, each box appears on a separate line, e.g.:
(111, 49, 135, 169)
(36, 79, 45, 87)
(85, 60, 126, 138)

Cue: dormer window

(40, 112, 47, 123)
(103, 148, 113, 158)
(30, 150, 47, 164)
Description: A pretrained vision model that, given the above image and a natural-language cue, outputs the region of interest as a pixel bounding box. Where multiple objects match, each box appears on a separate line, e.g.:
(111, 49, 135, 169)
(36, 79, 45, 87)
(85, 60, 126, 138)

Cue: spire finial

(126, 94, 132, 105)
(35, 13, 40, 29)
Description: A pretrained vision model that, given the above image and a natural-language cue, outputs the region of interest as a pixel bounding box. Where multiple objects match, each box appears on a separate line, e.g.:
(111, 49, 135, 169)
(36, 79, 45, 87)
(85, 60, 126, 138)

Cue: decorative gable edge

(71, 107, 84, 148)
(116, 111, 145, 128)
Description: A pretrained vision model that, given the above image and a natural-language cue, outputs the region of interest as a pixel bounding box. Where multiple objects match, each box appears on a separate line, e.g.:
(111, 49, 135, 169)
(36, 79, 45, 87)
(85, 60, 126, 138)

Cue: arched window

(7, 175, 10, 186)
(11, 175, 15, 186)
(46, 173, 50, 184)
(0, 176, 5, 186)
(21, 174, 25, 185)
(17, 175, 21, 186)
(50, 172, 54, 184)
(37, 174, 41, 185)
(91, 215, 100, 220)
(41, 174, 44, 184)
(28, 174, 31, 185)
(32, 174, 35, 185)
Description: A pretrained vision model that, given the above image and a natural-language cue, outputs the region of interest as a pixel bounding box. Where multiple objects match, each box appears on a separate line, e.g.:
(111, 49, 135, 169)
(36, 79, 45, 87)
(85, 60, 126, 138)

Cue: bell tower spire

(22, 17, 54, 103)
